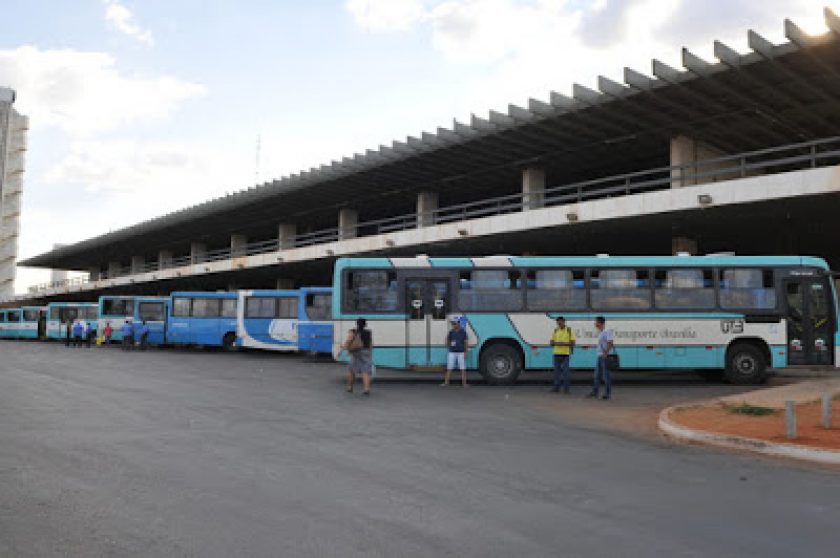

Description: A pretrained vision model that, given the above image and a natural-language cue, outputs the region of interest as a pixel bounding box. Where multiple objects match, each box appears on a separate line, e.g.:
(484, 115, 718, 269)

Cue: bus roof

(334, 255, 830, 271)
(170, 291, 237, 298)
(46, 302, 98, 307)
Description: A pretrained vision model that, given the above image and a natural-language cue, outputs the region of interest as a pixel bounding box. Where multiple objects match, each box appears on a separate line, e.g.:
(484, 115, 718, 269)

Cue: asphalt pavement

(0, 341, 838, 557)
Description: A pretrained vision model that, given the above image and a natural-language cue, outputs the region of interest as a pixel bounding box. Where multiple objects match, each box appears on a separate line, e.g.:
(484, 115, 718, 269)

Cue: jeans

(552, 355, 570, 390)
(593, 356, 611, 396)
(447, 352, 466, 371)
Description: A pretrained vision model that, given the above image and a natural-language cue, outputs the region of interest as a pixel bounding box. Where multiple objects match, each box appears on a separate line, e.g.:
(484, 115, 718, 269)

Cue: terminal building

(7, 10, 840, 306)
(0, 87, 27, 300)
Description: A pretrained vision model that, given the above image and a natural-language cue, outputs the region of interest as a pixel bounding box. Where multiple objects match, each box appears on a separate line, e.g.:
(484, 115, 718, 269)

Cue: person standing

(341, 318, 373, 396)
(550, 316, 575, 394)
(103, 322, 113, 345)
(138, 320, 150, 351)
(588, 316, 615, 400)
(72, 320, 84, 348)
(121, 320, 134, 351)
(84, 321, 94, 348)
(441, 318, 469, 387)
(64, 318, 73, 347)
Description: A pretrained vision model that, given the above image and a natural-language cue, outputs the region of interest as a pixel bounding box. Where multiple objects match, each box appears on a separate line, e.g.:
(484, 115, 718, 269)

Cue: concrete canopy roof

(22, 7, 840, 270)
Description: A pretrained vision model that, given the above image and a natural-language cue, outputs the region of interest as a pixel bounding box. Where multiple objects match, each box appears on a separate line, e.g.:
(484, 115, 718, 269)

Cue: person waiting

(72, 320, 84, 348)
(137, 320, 150, 351)
(550, 316, 575, 394)
(121, 320, 134, 351)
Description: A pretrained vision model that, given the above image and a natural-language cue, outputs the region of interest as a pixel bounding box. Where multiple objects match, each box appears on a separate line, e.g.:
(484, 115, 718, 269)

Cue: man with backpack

(550, 316, 575, 394)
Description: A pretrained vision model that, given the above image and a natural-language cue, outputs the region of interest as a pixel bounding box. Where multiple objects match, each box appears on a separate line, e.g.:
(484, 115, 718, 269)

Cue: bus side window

(221, 299, 237, 318)
(458, 270, 522, 312)
(719, 268, 776, 310)
(305, 294, 331, 320)
(172, 298, 191, 317)
(344, 271, 397, 312)
(590, 269, 651, 310)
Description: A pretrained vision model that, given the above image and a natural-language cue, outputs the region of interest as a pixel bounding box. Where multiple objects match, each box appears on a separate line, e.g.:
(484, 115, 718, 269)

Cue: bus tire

(222, 332, 238, 352)
(479, 343, 523, 385)
(725, 343, 766, 385)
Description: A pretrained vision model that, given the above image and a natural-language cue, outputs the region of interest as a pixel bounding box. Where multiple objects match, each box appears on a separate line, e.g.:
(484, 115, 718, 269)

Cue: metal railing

(12, 135, 840, 301)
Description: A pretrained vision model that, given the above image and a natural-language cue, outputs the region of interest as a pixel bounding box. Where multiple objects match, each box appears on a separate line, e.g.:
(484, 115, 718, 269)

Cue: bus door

(785, 278, 834, 366)
(38, 310, 47, 340)
(405, 278, 450, 368)
(138, 300, 168, 345)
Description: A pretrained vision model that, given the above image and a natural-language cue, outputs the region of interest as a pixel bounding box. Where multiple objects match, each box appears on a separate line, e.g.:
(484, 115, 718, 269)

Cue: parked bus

(236, 287, 332, 353)
(0, 308, 22, 339)
(19, 306, 47, 339)
(46, 302, 98, 340)
(332, 255, 839, 385)
(167, 292, 238, 350)
(134, 296, 170, 346)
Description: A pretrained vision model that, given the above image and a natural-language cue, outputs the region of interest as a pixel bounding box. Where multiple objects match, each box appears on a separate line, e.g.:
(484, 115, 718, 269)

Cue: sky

(0, 0, 835, 293)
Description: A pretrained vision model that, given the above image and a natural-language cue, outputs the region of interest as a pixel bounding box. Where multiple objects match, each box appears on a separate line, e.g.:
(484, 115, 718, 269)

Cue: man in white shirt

(588, 316, 614, 400)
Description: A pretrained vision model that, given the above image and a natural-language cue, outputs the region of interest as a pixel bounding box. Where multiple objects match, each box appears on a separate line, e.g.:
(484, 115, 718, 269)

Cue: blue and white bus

(236, 287, 332, 353)
(167, 292, 238, 350)
(98, 295, 168, 343)
(0, 308, 23, 339)
(332, 255, 839, 385)
(46, 302, 98, 340)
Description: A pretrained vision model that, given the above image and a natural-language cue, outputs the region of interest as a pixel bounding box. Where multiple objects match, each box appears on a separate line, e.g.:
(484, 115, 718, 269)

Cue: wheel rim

(734, 353, 757, 376)
(489, 354, 513, 378)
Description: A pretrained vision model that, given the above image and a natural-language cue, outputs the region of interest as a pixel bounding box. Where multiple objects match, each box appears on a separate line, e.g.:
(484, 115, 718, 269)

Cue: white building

(0, 87, 27, 299)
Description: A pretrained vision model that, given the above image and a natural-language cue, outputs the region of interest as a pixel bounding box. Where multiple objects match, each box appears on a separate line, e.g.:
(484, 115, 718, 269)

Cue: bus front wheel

(725, 343, 766, 385)
(479, 343, 523, 385)
(222, 332, 238, 352)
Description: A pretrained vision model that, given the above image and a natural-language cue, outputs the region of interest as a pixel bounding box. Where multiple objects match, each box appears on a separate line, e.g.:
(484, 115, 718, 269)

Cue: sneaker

(440, 382, 449, 387)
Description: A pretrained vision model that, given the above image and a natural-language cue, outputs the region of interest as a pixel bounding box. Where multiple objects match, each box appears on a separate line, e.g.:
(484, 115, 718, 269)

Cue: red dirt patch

(672, 398, 840, 450)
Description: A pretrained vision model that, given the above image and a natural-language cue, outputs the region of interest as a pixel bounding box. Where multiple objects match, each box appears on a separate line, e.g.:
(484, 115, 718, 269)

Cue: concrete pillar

(670, 136, 729, 188)
(158, 250, 173, 269)
(275, 278, 294, 290)
(278, 223, 297, 250)
(522, 167, 545, 210)
(190, 242, 207, 263)
(130, 255, 145, 274)
(416, 191, 439, 227)
(231, 234, 248, 256)
(339, 208, 358, 240)
(107, 261, 121, 278)
(672, 236, 698, 255)
(51, 268, 69, 285)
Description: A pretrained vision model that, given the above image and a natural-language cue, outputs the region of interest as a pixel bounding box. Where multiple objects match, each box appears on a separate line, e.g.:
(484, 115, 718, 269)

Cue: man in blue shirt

(136, 320, 150, 351)
(588, 316, 615, 400)
(441, 318, 469, 388)
(71, 321, 84, 348)
(121, 320, 134, 351)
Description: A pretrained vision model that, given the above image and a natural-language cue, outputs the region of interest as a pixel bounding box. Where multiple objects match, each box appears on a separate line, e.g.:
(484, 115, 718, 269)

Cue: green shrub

(728, 403, 776, 416)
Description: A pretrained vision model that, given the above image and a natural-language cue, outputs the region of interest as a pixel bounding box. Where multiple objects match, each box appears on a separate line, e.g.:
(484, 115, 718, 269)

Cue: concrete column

(672, 236, 698, 255)
(522, 167, 545, 210)
(416, 191, 439, 227)
(278, 223, 297, 250)
(190, 242, 207, 263)
(130, 255, 145, 274)
(107, 261, 121, 278)
(670, 136, 729, 188)
(231, 234, 248, 256)
(275, 278, 294, 290)
(158, 250, 173, 269)
(339, 208, 358, 240)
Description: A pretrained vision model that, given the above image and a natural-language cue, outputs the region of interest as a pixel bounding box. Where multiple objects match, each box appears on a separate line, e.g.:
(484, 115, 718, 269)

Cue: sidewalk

(659, 378, 840, 465)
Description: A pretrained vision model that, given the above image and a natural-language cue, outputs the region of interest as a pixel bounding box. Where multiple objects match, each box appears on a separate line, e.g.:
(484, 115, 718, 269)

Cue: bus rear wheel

(479, 344, 522, 386)
(725, 343, 766, 385)
(222, 332, 238, 352)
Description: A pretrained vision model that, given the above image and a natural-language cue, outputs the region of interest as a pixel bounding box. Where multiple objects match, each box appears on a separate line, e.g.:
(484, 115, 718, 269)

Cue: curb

(658, 406, 840, 466)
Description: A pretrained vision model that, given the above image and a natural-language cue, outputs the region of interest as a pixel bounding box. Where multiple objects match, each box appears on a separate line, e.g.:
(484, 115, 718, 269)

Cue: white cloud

(104, 0, 154, 46)
(345, 0, 428, 31)
(0, 46, 205, 136)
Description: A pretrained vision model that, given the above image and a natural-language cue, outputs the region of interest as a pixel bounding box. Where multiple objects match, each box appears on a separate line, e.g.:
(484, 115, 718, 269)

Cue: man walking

(550, 316, 575, 393)
(588, 316, 615, 400)
(441, 317, 469, 387)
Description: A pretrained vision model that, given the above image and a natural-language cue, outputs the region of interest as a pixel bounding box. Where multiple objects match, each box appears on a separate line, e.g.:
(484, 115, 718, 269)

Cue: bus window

(221, 299, 237, 318)
(526, 270, 585, 310)
(654, 269, 715, 309)
(458, 270, 522, 312)
(172, 298, 191, 317)
(59, 307, 79, 322)
(719, 269, 776, 310)
(139, 302, 165, 322)
(343, 271, 398, 312)
(278, 298, 298, 318)
(590, 269, 651, 310)
(191, 298, 221, 318)
(305, 294, 332, 320)
(7, 310, 20, 322)
(246, 297, 276, 318)
(102, 298, 134, 316)
(23, 309, 39, 322)
(84, 307, 98, 320)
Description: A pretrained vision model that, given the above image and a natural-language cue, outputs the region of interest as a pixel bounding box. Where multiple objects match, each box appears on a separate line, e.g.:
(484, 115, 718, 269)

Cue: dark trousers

(552, 354, 571, 391)
(592, 356, 611, 397)
(122, 335, 134, 350)
(140, 333, 148, 351)
(73, 335, 83, 348)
